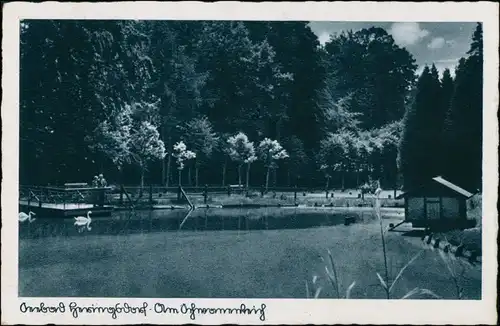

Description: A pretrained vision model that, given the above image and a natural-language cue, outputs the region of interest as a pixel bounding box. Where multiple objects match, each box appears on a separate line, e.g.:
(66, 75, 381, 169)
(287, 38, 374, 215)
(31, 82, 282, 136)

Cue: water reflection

(19, 208, 373, 240)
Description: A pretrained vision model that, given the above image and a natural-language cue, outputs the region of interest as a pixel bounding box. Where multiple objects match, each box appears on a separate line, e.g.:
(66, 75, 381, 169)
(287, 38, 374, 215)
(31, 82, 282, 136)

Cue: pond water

(19, 208, 377, 240)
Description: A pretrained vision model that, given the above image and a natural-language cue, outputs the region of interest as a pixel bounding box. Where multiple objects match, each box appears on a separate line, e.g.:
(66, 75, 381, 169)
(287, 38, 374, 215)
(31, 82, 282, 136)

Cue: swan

(19, 211, 36, 223)
(74, 211, 92, 231)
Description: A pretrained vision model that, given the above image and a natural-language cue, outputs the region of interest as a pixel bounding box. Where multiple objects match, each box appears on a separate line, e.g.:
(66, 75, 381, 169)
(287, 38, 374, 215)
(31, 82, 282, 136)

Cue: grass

(19, 213, 481, 298)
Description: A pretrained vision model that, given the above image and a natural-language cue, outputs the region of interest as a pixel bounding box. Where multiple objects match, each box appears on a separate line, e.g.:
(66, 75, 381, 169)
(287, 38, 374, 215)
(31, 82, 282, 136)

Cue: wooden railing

(19, 185, 112, 208)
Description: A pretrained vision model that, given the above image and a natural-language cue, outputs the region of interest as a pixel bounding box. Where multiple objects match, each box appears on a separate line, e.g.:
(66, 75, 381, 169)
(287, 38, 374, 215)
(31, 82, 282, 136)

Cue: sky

(308, 22, 477, 77)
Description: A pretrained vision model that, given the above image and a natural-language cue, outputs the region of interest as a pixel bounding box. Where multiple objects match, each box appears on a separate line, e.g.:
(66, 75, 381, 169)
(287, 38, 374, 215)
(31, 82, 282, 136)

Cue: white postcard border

(2, 2, 498, 325)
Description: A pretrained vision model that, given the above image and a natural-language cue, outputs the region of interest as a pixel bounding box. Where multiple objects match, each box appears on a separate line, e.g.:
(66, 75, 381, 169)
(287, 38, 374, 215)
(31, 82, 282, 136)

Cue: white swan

(74, 211, 92, 231)
(19, 211, 36, 223)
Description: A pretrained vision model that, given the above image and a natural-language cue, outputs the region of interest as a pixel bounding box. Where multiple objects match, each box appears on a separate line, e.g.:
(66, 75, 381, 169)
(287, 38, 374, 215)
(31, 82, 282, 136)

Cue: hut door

(425, 197, 441, 220)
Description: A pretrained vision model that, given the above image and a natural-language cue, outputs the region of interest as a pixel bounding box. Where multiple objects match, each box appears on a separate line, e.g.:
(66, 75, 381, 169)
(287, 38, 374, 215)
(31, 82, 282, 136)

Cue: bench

(64, 183, 88, 188)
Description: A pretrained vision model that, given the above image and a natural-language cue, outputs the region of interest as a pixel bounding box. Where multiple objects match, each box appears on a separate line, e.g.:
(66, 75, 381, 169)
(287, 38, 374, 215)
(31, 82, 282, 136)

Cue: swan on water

(74, 211, 92, 231)
(19, 211, 36, 223)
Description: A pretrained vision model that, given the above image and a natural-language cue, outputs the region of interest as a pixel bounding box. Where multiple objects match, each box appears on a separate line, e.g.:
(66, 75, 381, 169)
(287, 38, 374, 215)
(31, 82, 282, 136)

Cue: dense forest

(19, 21, 483, 191)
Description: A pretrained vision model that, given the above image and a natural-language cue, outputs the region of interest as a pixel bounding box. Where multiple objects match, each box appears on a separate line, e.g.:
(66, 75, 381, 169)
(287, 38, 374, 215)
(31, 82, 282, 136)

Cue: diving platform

(19, 185, 114, 218)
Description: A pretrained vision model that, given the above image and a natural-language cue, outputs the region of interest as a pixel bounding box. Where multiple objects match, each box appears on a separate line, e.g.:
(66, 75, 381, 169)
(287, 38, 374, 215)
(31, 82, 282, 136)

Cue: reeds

(307, 187, 445, 300)
(373, 190, 440, 299)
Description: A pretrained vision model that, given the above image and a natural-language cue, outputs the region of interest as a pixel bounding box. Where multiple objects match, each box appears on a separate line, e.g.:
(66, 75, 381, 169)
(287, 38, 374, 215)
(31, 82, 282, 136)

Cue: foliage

(398, 65, 444, 189)
(257, 138, 289, 169)
(87, 101, 165, 186)
(181, 116, 219, 166)
(322, 27, 418, 129)
(442, 23, 483, 190)
(19, 20, 481, 191)
(227, 132, 257, 166)
(172, 141, 196, 171)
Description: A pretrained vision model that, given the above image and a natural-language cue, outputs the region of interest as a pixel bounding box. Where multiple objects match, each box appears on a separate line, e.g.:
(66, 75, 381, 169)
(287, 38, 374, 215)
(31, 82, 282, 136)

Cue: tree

(87, 105, 133, 172)
(440, 68, 454, 110)
(442, 23, 483, 190)
(172, 141, 196, 186)
(181, 116, 219, 187)
(322, 27, 417, 130)
(284, 136, 309, 186)
(246, 21, 325, 150)
(317, 130, 360, 190)
(215, 132, 232, 186)
(317, 87, 362, 135)
(88, 101, 166, 189)
(257, 138, 289, 191)
(227, 132, 257, 186)
(398, 65, 443, 189)
(145, 21, 208, 187)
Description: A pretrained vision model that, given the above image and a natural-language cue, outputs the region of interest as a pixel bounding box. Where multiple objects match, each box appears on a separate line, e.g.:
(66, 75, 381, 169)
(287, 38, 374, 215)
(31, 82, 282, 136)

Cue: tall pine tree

(442, 23, 483, 190)
(398, 65, 443, 189)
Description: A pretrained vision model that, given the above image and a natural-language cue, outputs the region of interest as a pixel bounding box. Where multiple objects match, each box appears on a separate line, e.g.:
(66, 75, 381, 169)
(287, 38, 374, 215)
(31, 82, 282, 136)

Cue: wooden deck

(19, 200, 113, 217)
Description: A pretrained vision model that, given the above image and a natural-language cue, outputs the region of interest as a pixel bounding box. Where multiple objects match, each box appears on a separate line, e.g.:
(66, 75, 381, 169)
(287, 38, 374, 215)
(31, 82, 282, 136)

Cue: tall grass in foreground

(307, 188, 443, 299)
(373, 189, 439, 299)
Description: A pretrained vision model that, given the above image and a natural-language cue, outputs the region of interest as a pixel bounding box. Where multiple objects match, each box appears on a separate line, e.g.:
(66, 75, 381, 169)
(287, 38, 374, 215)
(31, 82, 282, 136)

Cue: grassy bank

(110, 189, 405, 208)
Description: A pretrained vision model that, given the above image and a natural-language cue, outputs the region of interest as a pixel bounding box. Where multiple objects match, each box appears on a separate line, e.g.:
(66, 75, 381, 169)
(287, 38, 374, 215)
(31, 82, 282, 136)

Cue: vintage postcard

(2, 1, 499, 325)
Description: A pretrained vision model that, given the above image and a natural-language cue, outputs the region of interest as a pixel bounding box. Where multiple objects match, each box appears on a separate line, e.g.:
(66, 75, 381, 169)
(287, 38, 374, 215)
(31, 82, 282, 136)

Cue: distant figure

(92, 175, 99, 187)
(375, 188, 383, 198)
(98, 174, 107, 187)
(19, 211, 36, 223)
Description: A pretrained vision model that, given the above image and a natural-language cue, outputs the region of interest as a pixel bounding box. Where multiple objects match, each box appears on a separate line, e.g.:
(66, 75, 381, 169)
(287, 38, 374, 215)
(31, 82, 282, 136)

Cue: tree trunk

(273, 168, 277, 187)
(222, 160, 227, 186)
(162, 158, 166, 186)
(326, 176, 330, 190)
(246, 162, 251, 189)
(188, 167, 192, 186)
(341, 171, 345, 190)
(166, 154, 172, 187)
(178, 169, 182, 186)
(195, 166, 199, 188)
(140, 166, 145, 196)
(356, 171, 360, 188)
(265, 167, 270, 192)
(238, 164, 242, 186)
(287, 170, 291, 187)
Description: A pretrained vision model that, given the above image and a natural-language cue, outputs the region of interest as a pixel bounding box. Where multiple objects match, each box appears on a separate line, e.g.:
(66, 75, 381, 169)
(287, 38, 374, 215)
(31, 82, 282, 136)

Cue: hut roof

(396, 176, 475, 199)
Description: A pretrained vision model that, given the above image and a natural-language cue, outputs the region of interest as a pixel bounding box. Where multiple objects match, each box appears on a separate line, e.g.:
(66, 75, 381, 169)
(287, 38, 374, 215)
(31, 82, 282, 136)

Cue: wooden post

(260, 186, 265, 198)
(99, 189, 105, 207)
(294, 185, 297, 203)
(149, 185, 153, 207)
(203, 184, 208, 204)
(39, 187, 43, 208)
(120, 188, 123, 205)
(28, 190, 31, 207)
(227, 185, 231, 197)
(177, 185, 182, 201)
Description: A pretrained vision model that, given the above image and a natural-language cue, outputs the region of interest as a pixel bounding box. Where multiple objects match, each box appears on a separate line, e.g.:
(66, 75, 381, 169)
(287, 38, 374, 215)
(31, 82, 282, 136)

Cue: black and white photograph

(2, 2, 498, 325)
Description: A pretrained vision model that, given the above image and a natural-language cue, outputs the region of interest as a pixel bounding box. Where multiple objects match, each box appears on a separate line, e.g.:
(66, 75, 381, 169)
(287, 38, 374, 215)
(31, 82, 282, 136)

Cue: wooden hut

(396, 176, 476, 230)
